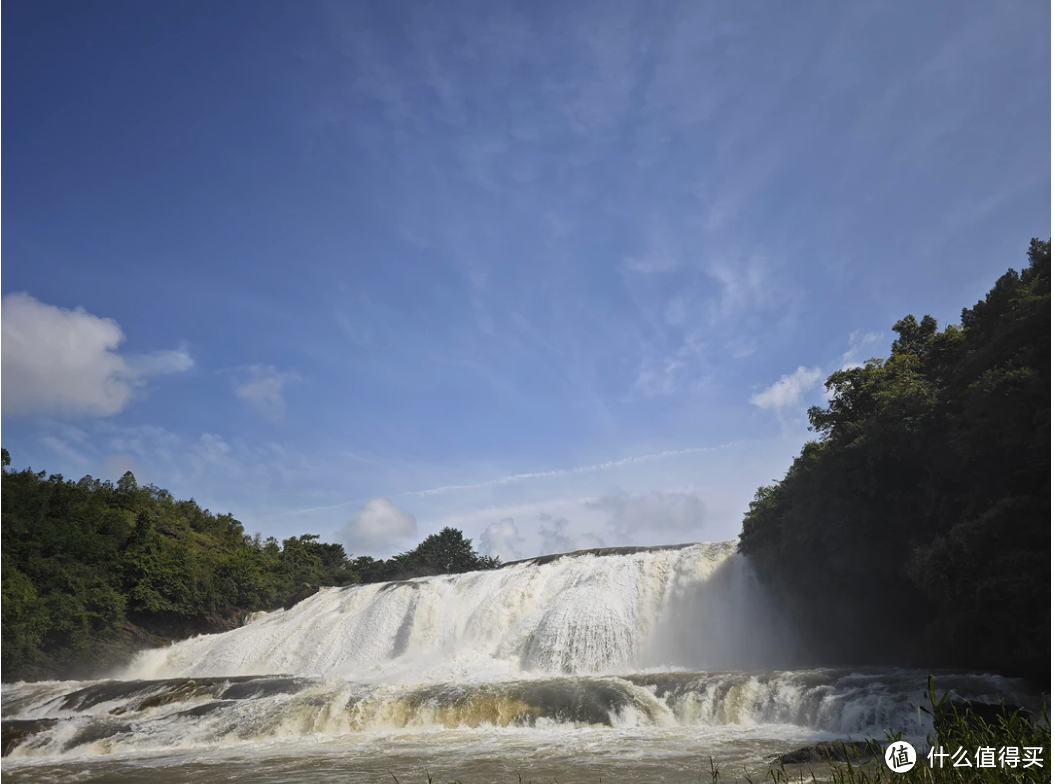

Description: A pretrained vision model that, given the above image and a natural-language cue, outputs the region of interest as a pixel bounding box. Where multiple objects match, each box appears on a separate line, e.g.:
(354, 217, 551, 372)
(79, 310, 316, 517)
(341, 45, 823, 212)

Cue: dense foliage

(352, 526, 500, 583)
(739, 239, 1050, 683)
(0, 455, 497, 680)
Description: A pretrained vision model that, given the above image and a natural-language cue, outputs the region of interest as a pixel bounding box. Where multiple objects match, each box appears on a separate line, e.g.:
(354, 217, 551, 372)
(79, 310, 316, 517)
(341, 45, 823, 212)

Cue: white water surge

(124, 542, 790, 683)
(1, 543, 1038, 781)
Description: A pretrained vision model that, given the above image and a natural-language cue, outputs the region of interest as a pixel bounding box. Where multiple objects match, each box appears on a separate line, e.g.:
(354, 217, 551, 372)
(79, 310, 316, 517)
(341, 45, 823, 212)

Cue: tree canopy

(739, 239, 1050, 683)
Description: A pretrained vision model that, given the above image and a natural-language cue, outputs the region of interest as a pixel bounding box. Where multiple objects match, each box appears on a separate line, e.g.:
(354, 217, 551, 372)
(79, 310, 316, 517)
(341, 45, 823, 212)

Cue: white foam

(121, 542, 794, 683)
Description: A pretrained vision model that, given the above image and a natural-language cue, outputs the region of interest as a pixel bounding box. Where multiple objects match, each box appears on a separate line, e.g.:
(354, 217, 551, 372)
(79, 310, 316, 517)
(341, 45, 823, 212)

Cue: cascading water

(1, 543, 1038, 783)
(119, 542, 791, 682)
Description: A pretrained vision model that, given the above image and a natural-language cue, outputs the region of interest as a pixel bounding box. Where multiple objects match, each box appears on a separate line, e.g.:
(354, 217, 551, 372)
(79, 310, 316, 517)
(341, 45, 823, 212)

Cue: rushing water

(0, 543, 1037, 783)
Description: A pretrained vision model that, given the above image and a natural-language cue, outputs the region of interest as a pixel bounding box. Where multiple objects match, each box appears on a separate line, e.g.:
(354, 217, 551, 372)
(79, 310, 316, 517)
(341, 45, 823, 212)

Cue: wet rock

(135, 680, 219, 711)
(2, 719, 58, 756)
(175, 700, 233, 719)
(63, 719, 133, 752)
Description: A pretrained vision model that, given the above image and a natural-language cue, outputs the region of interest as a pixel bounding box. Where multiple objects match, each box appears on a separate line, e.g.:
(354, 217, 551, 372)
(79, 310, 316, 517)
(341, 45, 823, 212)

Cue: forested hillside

(739, 239, 1050, 684)
(0, 457, 497, 681)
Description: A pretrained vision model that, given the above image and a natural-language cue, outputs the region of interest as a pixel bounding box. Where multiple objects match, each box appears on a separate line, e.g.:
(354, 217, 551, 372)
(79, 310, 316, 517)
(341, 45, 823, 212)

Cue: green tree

(389, 527, 500, 578)
(1, 454, 507, 679)
(739, 239, 1050, 682)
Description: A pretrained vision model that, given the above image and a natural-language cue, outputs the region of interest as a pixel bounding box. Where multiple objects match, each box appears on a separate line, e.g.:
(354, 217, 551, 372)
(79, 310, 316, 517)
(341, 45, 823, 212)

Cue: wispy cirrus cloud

(839, 330, 883, 370)
(312, 1, 814, 408)
(5, 0, 1045, 566)
(127, 347, 195, 376)
(231, 365, 302, 422)
(395, 444, 737, 498)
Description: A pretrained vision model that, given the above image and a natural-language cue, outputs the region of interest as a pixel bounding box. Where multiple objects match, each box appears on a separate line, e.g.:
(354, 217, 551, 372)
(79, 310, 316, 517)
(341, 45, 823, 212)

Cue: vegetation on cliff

(0, 453, 497, 680)
(739, 239, 1050, 683)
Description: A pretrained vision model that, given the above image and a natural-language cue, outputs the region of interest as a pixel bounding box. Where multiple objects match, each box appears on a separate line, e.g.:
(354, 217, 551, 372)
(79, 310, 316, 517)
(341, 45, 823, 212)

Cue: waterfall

(119, 542, 792, 682)
(1, 543, 1036, 761)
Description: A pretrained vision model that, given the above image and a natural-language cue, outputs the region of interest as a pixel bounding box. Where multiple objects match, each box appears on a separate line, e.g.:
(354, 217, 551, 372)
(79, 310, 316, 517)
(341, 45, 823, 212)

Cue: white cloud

(479, 518, 525, 561)
(538, 513, 605, 555)
(749, 366, 823, 411)
(128, 347, 195, 376)
(821, 331, 885, 401)
(233, 365, 301, 422)
(626, 250, 795, 399)
(633, 358, 686, 398)
(339, 497, 418, 553)
(195, 432, 234, 464)
(839, 330, 883, 369)
(1, 293, 193, 417)
(588, 490, 707, 541)
(705, 257, 772, 326)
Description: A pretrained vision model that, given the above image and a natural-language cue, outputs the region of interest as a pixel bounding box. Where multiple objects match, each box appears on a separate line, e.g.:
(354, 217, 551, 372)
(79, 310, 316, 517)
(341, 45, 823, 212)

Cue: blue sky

(2, 0, 1050, 559)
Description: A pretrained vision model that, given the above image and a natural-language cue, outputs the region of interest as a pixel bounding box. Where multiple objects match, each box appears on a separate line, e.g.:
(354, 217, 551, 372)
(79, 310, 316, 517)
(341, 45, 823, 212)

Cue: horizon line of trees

(0, 451, 498, 680)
